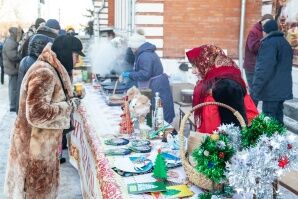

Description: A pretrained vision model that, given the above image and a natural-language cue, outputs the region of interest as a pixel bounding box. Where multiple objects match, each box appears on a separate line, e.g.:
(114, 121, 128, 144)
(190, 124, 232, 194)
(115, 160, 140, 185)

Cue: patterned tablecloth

(69, 84, 203, 199)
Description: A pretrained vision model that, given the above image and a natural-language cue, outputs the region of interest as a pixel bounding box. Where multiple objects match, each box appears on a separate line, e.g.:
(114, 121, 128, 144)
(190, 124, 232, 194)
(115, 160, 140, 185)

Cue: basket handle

(179, 102, 246, 158)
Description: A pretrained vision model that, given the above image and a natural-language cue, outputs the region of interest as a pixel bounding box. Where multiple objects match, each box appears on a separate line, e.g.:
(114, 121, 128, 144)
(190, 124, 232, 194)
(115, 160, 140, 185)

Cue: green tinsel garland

(192, 134, 235, 183)
(198, 192, 212, 199)
(241, 114, 286, 148)
(198, 185, 234, 199)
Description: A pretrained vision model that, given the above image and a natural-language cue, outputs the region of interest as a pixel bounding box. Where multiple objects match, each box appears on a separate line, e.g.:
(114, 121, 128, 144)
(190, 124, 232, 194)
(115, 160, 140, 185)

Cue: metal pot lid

(103, 84, 128, 91)
(101, 81, 114, 87)
(181, 89, 193, 95)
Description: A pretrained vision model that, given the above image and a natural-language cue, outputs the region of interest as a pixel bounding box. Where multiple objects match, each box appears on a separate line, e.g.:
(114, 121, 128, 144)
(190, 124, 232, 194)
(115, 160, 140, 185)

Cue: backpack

(18, 27, 36, 58)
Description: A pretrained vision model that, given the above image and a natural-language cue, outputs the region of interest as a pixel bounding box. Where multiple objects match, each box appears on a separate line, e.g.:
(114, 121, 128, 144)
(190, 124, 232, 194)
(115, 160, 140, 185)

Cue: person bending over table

(186, 44, 258, 134)
(122, 31, 175, 124)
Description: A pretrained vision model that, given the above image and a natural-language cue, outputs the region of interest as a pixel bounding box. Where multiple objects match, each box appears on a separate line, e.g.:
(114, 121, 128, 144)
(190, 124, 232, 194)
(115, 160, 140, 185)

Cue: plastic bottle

(152, 92, 160, 129)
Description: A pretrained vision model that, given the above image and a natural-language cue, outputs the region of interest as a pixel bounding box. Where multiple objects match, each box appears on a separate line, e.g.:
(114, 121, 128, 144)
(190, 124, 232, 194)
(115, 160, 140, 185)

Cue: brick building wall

(108, 0, 115, 26)
(163, 0, 262, 59)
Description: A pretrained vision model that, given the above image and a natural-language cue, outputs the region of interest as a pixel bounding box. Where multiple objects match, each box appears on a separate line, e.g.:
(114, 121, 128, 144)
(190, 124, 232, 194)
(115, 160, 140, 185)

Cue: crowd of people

(0, 13, 294, 199)
(244, 15, 293, 124)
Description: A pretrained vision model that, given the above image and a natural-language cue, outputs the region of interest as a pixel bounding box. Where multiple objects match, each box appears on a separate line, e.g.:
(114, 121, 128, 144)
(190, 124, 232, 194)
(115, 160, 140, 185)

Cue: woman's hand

(69, 97, 81, 111)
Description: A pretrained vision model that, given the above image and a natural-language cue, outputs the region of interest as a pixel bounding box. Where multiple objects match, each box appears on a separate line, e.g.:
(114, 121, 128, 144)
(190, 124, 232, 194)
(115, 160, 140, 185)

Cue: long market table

(68, 84, 203, 199)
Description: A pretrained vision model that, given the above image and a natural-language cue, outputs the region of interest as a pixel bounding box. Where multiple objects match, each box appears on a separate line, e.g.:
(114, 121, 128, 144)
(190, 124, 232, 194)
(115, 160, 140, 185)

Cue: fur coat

(4, 43, 73, 199)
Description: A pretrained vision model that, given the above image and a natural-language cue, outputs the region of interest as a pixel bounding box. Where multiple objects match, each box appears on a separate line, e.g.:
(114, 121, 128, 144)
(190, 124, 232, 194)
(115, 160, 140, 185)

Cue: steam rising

(88, 38, 132, 76)
(282, 0, 298, 23)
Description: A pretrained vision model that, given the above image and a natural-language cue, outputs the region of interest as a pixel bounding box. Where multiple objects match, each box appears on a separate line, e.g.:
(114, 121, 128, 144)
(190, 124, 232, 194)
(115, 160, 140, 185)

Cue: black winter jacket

(16, 34, 53, 112)
(253, 31, 293, 101)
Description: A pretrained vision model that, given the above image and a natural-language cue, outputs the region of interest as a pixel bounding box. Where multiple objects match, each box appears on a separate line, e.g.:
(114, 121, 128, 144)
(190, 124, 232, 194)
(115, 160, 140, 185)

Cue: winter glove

(121, 71, 130, 78)
(69, 97, 81, 111)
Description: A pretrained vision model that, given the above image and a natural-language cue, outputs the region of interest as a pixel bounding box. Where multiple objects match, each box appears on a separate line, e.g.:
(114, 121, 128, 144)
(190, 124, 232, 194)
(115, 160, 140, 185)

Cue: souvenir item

(149, 124, 170, 139)
(127, 182, 167, 194)
(129, 145, 152, 153)
(167, 133, 180, 150)
(112, 167, 153, 177)
(104, 148, 131, 156)
(153, 150, 167, 181)
(131, 139, 150, 147)
(104, 138, 129, 146)
(152, 92, 164, 130)
(161, 153, 182, 168)
(139, 123, 151, 139)
(119, 96, 134, 134)
(129, 94, 151, 124)
(112, 156, 153, 176)
(130, 156, 153, 172)
(151, 185, 193, 199)
(74, 83, 84, 97)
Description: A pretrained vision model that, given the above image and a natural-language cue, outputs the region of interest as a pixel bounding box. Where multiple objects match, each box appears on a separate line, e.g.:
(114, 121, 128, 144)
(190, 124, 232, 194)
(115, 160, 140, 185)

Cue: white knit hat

(128, 30, 146, 49)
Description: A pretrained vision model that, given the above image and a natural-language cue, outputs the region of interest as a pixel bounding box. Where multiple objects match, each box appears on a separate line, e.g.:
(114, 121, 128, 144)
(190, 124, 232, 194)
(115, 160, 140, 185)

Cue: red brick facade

(108, 0, 115, 26)
(163, 0, 262, 59)
(108, 0, 262, 59)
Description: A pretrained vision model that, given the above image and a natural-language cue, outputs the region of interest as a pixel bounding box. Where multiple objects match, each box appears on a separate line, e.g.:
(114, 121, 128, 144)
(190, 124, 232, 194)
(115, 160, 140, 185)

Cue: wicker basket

(179, 102, 246, 191)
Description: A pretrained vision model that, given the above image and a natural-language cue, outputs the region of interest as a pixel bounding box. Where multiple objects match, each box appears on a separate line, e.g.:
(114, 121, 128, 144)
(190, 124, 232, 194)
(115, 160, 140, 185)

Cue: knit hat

(28, 34, 53, 58)
(263, 19, 278, 33)
(261, 14, 274, 22)
(45, 19, 61, 30)
(35, 18, 45, 29)
(128, 30, 146, 49)
(59, 29, 67, 36)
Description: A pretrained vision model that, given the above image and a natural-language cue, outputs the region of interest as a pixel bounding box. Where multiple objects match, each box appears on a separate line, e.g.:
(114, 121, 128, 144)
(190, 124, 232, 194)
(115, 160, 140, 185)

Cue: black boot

(62, 134, 68, 149)
(60, 157, 66, 164)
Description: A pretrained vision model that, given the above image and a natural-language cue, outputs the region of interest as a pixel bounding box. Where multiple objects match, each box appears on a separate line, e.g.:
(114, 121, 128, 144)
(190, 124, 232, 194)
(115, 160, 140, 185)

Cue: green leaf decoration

(192, 134, 235, 183)
(198, 192, 212, 199)
(241, 114, 286, 148)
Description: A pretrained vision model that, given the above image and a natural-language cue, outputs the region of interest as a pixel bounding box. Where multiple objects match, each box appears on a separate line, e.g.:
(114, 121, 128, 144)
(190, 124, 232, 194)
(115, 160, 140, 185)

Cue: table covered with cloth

(68, 84, 203, 198)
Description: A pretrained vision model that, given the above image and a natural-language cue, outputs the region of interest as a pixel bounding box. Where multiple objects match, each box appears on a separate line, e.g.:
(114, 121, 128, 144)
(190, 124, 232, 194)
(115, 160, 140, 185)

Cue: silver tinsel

(226, 133, 298, 199)
(217, 123, 242, 151)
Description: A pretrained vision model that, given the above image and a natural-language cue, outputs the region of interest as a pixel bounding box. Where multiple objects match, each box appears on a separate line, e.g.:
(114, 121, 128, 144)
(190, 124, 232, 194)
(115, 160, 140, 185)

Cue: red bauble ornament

(278, 156, 289, 169)
(218, 152, 225, 159)
(287, 144, 293, 149)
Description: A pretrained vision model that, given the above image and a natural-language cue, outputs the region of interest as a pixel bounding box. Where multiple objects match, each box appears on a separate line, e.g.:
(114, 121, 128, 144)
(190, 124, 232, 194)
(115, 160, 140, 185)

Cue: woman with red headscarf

(186, 45, 258, 134)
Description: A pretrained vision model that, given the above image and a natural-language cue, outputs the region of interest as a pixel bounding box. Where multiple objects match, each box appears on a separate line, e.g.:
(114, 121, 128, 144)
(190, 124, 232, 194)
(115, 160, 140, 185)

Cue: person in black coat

(52, 35, 85, 157)
(253, 19, 293, 124)
(16, 34, 53, 113)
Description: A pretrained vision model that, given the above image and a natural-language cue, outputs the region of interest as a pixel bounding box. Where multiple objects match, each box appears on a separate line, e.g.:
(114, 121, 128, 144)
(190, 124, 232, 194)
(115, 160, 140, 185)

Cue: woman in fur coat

(186, 45, 258, 134)
(4, 38, 80, 198)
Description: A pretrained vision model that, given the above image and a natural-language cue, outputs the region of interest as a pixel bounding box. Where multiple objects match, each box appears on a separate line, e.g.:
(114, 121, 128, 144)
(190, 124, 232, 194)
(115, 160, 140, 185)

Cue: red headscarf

(186, 45, 247, 125)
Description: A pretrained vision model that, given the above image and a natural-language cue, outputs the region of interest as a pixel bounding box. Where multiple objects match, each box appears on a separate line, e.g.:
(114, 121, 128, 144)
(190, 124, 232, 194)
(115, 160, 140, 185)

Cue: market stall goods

(104, 138, 129, 146)
(119, 96, 134, 134)
(179, 102, 246, 191)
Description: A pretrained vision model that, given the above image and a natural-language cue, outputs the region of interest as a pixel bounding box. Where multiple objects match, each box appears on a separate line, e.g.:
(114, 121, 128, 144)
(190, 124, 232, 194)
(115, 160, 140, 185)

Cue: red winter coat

(244, 22, 263, 72)
(197, 94, 258, 134)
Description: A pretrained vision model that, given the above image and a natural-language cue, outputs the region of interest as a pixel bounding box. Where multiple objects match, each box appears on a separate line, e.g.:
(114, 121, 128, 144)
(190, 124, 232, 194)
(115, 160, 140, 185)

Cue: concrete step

(283, 99, 298, 135)
(284, 98, 298, 121)
(284, 116, 298, 135)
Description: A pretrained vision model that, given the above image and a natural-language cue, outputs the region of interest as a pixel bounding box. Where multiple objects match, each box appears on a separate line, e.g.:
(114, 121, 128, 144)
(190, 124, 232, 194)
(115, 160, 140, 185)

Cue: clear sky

(45, 0, 93, 29)
(0, 0, 94, 30)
